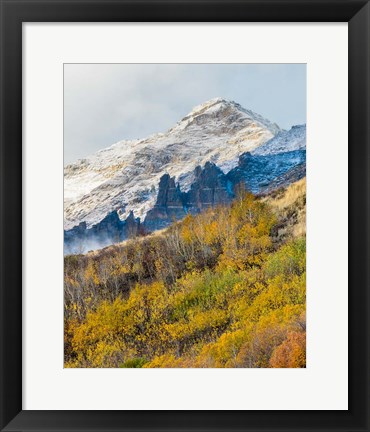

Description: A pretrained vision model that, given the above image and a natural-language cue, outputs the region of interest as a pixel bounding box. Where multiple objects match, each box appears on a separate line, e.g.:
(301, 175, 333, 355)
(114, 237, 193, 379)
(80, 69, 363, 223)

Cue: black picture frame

(1, 1, 369, 431)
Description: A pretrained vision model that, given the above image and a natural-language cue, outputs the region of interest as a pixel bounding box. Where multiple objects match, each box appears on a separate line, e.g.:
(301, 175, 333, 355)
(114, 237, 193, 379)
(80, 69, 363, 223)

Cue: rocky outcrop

(259, 162, 306, 195)
(144, 150, 306, 233)
(184, 162, 232, 214)
(64, 210, 140, 255)
(144, 162, 234, 231)
(144, 174, 186, 231)
(227, 149, 306, 193)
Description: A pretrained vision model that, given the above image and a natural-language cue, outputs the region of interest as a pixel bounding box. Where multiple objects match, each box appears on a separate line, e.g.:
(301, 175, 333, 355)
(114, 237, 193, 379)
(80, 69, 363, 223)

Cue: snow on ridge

(64, 98, 283, 230)
(252, 124, 306, 156)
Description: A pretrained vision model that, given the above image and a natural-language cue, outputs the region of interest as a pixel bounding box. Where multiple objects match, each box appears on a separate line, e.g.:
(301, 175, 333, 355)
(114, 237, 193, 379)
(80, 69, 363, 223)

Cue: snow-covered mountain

(64, 98, 281, 230)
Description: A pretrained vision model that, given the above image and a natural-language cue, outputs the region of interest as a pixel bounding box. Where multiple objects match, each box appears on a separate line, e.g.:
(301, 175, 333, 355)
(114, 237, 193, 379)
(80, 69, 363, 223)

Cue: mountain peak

(173, 98, 280, 138)
(191, 97, 231, 110)
(184, 97, 239, 119)
(64, 99, 284, 230)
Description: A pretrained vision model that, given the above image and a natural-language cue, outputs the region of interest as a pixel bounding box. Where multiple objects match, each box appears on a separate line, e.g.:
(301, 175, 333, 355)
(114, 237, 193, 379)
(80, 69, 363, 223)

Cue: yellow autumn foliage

(64, 182, 306, 368)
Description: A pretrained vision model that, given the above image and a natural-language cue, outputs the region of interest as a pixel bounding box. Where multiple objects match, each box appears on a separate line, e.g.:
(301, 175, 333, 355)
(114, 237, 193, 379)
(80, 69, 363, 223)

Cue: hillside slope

(64, 178, 306, 368)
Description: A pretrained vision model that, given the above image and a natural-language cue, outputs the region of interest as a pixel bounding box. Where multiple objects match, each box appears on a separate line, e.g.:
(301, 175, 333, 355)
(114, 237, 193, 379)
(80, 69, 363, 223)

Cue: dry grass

(262, 177, 306, 241)
(264, 177, 306, 210)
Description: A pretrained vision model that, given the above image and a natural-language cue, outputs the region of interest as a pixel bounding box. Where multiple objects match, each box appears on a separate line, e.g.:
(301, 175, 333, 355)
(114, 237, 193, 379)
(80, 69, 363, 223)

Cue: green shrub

(120, 357, 148, 368)
(264, 237, 306, 279)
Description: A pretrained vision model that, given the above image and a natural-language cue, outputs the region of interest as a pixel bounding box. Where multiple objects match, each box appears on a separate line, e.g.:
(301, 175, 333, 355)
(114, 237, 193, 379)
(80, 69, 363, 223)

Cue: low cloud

(64, 63, 306, 165)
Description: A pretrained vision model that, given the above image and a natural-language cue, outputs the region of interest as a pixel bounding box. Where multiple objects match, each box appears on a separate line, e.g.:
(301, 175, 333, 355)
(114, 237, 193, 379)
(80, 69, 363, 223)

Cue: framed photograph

(1, 0, 369, 431)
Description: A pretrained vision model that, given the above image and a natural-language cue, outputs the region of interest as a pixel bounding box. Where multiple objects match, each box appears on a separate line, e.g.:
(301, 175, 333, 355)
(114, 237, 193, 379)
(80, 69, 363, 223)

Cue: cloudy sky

(64, 63, 306, 165)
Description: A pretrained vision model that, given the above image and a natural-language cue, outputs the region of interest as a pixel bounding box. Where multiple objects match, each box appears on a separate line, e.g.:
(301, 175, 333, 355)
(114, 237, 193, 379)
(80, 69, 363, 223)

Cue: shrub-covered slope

(64, 179, 306, 368)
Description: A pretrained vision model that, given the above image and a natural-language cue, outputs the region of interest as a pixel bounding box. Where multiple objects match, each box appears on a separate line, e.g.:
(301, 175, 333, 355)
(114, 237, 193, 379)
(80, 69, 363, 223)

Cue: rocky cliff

(144, 161, 233, 231)
(143, 174, 187, 231)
